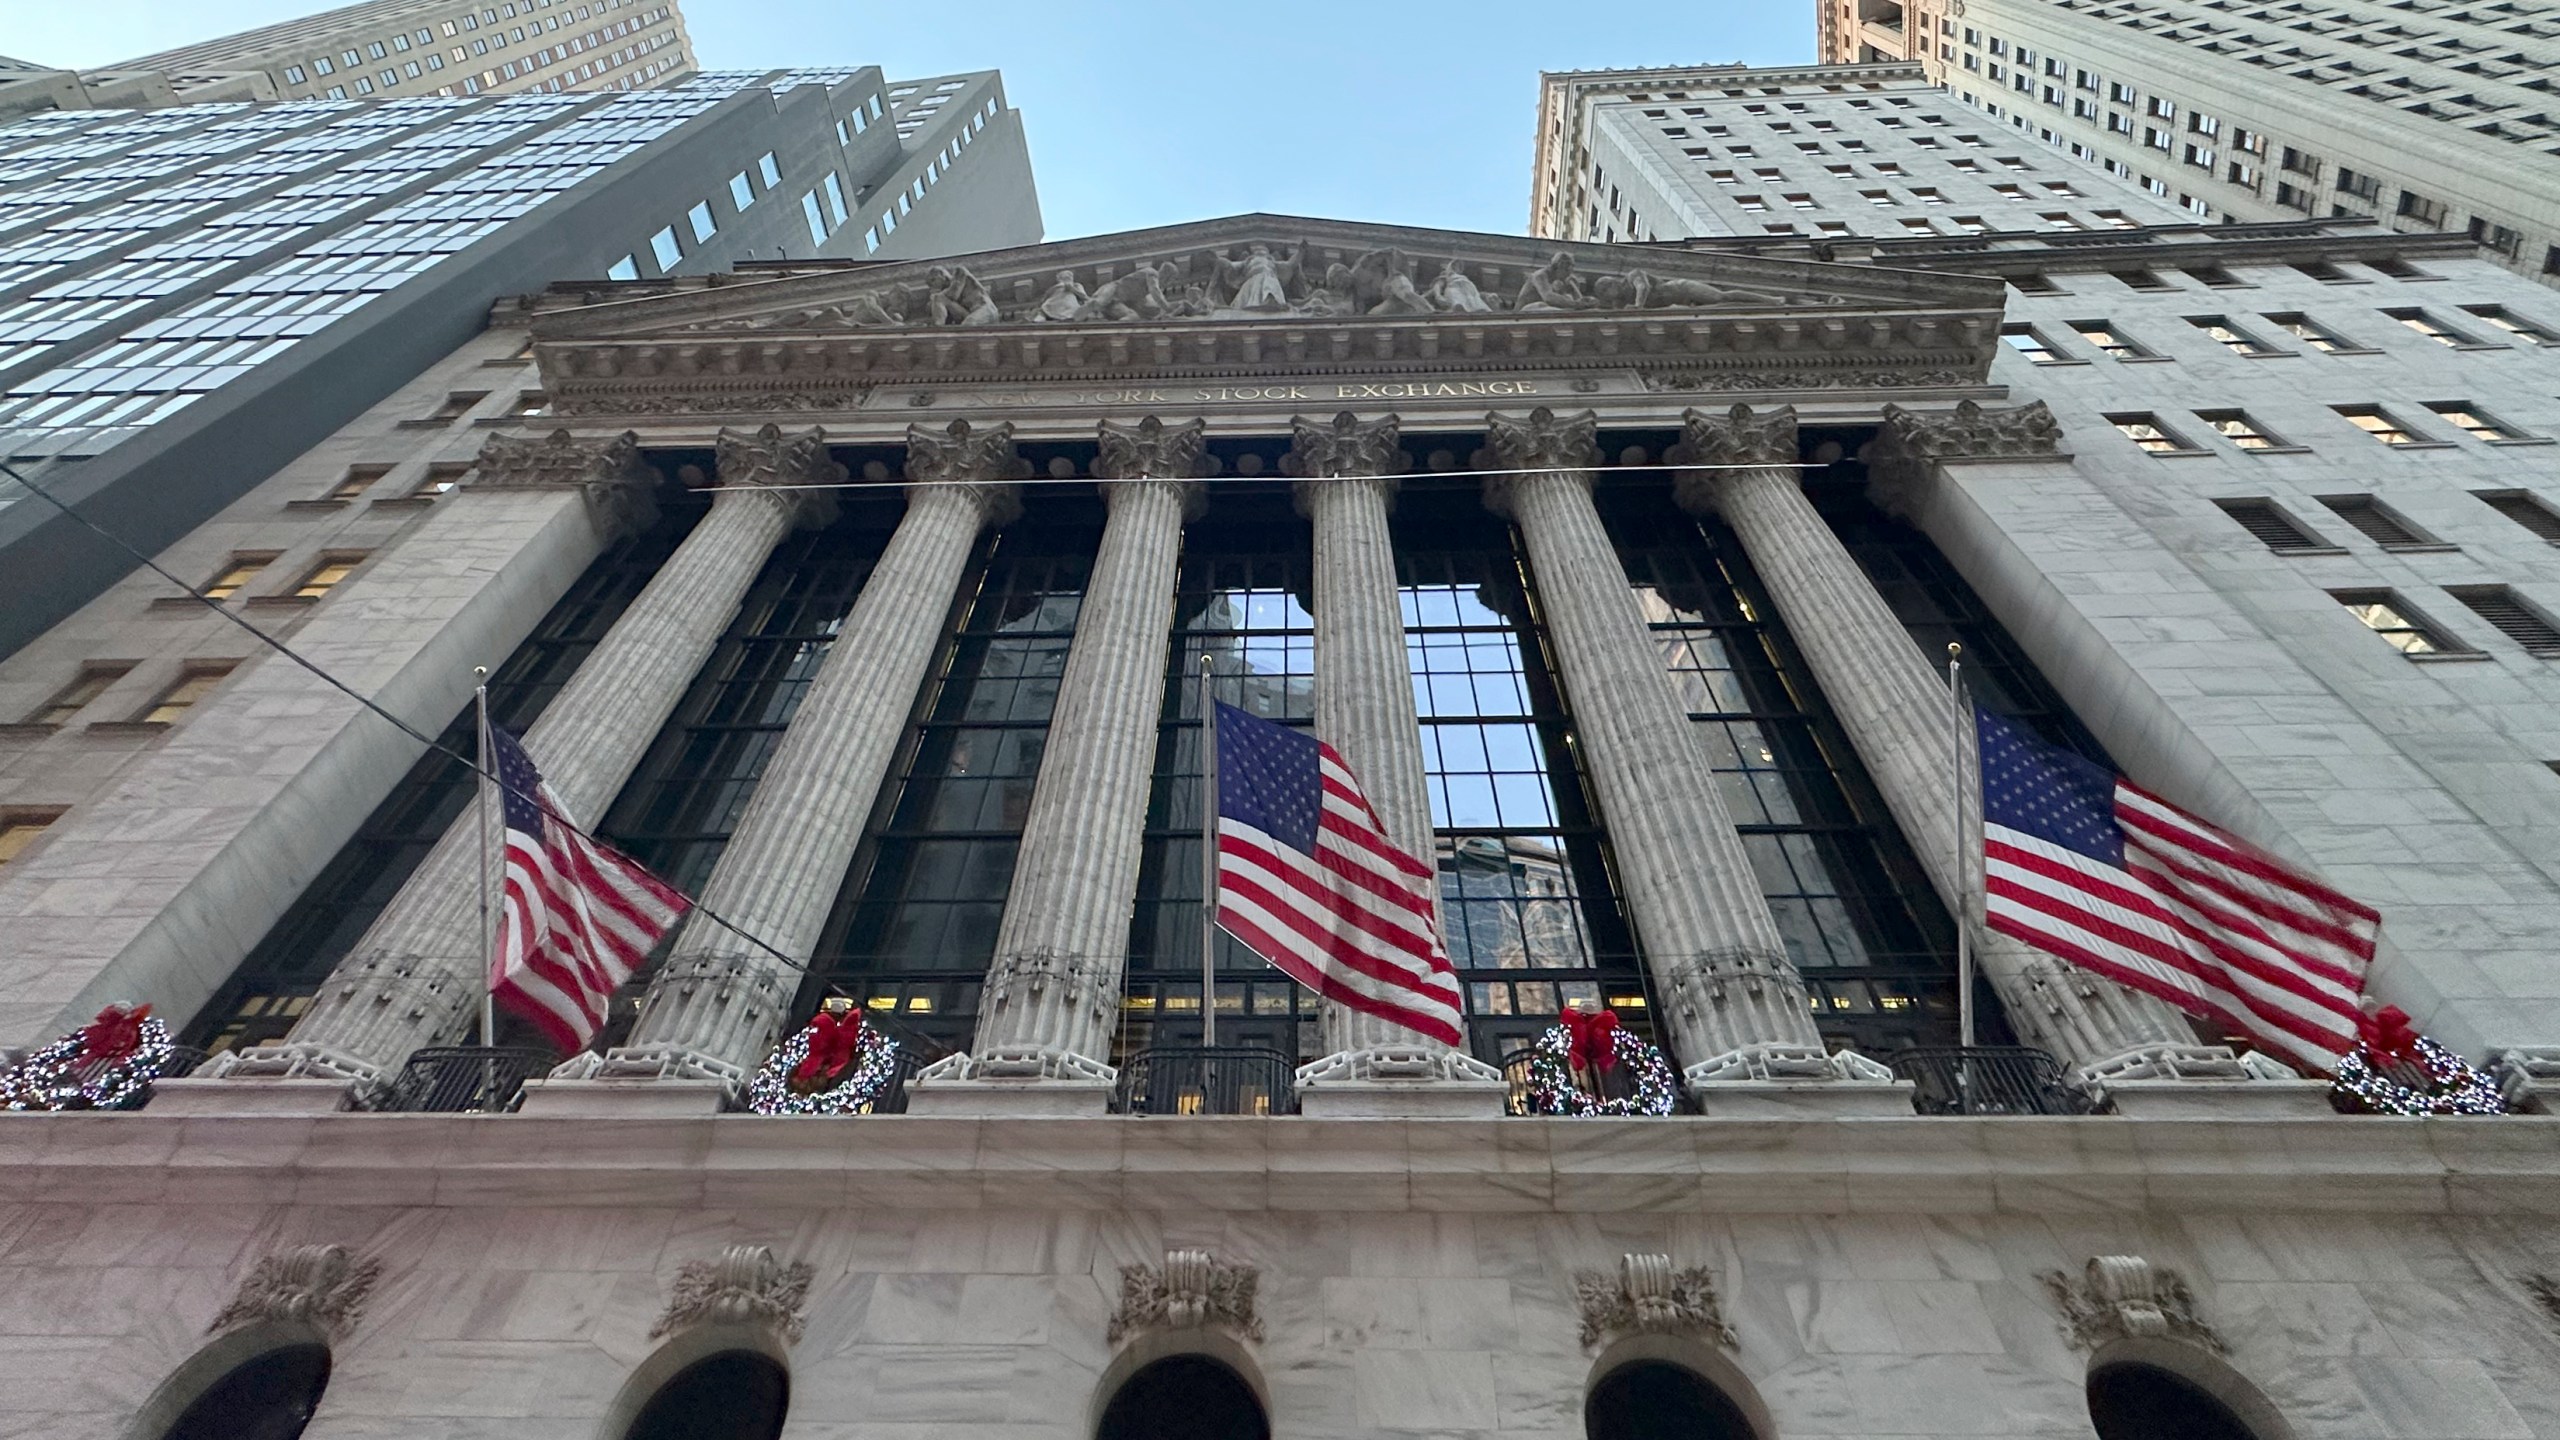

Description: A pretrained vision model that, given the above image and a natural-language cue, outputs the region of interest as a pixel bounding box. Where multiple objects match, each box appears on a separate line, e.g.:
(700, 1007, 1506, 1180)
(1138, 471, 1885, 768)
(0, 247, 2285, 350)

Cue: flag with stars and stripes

(1211, 701, 1466, 1047)
(1976, 709, 2378, 1075)
(488, 726, 690, 1053)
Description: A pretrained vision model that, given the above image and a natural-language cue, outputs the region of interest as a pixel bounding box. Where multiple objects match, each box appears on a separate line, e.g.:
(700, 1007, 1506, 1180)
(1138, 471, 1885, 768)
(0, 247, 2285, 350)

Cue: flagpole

(1946, 643, 1974, 1051)
(1198, 650, 1218, 1051)
(474, 667, 496, 1051)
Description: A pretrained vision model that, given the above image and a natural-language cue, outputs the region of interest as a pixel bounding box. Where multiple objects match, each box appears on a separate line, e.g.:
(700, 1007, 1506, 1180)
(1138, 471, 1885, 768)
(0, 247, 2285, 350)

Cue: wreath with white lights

(2330, 1035, 2506, 1116)
(746, 1007, 903, 1116)
(1518, 1009, 1680, 1117)
(0, 1004, 178, 1112)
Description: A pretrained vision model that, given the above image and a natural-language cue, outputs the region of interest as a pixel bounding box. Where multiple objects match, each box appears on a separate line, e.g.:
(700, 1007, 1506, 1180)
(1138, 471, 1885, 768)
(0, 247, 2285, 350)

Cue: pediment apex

(531, 213, 2001, 344)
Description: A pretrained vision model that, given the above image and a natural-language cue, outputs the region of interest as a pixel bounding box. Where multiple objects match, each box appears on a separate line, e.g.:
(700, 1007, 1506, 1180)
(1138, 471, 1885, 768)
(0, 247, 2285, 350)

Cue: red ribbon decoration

(77, 1004, 151, 1064)
(791, 1009, 863, 1088)
(2357, 1004, 2421, 1063)
(1562, 1007, 1621, 1074)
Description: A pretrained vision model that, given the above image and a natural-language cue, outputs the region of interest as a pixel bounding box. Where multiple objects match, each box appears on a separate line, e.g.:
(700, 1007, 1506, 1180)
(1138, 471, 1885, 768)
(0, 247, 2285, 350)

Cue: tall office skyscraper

(0, 67, 1043, 656)
(0, 0, 697, 113)
(1817, 0, 2560, 288)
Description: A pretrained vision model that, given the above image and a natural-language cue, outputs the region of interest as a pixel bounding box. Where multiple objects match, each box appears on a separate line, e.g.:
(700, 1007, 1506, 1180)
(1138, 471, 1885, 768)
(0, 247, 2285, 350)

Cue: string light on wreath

(746, 1002, 903, 1116)
(2328, 1003, 2507, 1116)
(0, 1003, 177, 1112)
(1519, 1005, 1680, 1117)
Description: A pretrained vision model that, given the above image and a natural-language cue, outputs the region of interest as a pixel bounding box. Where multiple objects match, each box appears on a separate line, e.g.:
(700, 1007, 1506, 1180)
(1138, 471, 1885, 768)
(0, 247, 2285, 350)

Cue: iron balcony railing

(1113, 1046, 1297, 1116)
(1888, 1046, 2093, 1116)
(374, 1046, 554, 1114)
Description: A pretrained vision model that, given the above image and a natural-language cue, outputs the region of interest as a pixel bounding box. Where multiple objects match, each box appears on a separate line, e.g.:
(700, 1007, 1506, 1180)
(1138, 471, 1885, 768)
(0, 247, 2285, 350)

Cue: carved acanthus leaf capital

(653, 1245, 815, 1344)
(2042, 1256, 2222, 1354)
(1676, 404, 1800, 470)
(473, 427, 650, 491)
(1573, 1254, 1737, 1351)
(1878, 399, 2064, 464)
(713, 423, 841, 528)
(1485, 406, 1602, 473)
(208, 1244, 383, 1343)
(905, 418, 1027, 526)
(1095, 415, 1209, 480)
(1108, 1249, 1264, 1345)
(1283, 411, 1405, 479)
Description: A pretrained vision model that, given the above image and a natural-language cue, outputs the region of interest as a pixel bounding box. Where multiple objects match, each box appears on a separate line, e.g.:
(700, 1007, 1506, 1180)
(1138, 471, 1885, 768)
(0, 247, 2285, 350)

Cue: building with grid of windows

(1816, 0, 2560, 289)
(0, 0, 698, 115)
(0, 66, 1042, 658)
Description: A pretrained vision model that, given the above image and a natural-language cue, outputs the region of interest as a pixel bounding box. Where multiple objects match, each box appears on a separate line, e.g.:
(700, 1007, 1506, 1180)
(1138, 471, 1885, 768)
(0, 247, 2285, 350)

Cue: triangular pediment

(532, 213, 2000, 341)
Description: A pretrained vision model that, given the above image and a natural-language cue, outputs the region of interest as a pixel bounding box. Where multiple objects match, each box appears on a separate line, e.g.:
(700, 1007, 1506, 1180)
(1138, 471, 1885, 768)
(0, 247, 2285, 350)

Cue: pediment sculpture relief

(715, 245, 1828, 334)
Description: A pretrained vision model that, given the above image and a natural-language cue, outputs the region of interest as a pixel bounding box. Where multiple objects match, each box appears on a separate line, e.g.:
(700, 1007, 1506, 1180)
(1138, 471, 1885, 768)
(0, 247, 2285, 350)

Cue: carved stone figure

(1516, 252, 1592, 311)
(1426, 259, 1492, 313)
(1613, 267, 1733, 309)
(926, 265, 1001, 326)
(1362, 249, 1439, 315)
(1075, 262, 1171, 322)
(1030, 269, 1089, 322)
(208, 1244, 383, 1343)
(1108, 1250, 1264, 1344)
(652, 1245, 815, 1343)
(2042, 1256, 2223, 1354)
(1303, 261, 1362, 317)
(1572, 1254, 1736, 1351)
(1218, 243, 1299, 312)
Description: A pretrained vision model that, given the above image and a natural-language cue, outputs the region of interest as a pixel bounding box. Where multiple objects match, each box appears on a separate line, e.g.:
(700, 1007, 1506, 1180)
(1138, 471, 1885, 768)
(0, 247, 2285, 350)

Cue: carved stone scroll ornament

(1675, 403, 1801, 472)
(1095, 414, 1210, 482)
(1484, 406, 1603, 474)
(713, 422, 843, 528)
(1107, 1250, 1264, 1345)
(2042, 1256, 2223, 1355)
(473, 427, 650, 491)
(1573, 1254, 1738, 1352)
(652, 1245, 816, 1344)
(1282, 411, 1405, 480)
(904, 417, 1028, 526)
(207, 1244, 383, 1344)
(1877, 399, 2066, 463)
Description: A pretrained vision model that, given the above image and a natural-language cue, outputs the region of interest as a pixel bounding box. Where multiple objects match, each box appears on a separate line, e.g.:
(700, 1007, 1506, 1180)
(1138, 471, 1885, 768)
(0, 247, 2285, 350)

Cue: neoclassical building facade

(2, 213, 2559, 1438)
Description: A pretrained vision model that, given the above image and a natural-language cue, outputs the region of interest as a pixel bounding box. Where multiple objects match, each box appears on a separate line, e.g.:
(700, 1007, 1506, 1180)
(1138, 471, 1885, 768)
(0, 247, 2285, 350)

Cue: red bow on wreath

(77, 1004, 152, 1065)
(1562, 1007, 1621, 1074)
(791, 1009, 863, 1087)
(2358, 1004, 2422, 1063)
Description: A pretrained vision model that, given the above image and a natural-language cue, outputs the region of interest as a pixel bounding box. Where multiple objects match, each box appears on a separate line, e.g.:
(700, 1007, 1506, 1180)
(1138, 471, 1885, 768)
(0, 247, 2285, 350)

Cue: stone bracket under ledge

(904, 1077, 1116, 1117)
(514, 1077, 731, 1117)
(1685, 1079, 1918, 1117)
(146, 1077, 354, 1115)
(2101, 1078, 2338, 1118)
(1296, 1078, 1510, 1118)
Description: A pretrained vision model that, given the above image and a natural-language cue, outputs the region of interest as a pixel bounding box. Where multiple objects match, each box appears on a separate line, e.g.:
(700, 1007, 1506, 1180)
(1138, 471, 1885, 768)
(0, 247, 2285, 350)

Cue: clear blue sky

(4, 0, 1816, 239)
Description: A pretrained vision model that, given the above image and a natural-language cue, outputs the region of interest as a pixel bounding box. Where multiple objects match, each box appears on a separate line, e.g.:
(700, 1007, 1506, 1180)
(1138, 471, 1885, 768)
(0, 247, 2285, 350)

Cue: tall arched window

(155, 1340, 331, 1440)
(1585, 1359, 1761, 1440)
(2089, 1360, 2263, 1440)
(1096, 1354, 1269, 1440)
(622, 1350, 789, 1440)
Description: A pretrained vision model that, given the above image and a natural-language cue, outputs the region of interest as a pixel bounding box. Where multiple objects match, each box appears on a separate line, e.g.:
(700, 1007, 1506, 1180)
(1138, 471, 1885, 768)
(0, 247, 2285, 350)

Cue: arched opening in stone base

(1091, 1328, 1271, 1440)
(597, 1322, 791, 1440)
(2085, 1337, 2298, 1440)
(121, 1321, 332, 1440)
(1583, 1333, 1773, 1440)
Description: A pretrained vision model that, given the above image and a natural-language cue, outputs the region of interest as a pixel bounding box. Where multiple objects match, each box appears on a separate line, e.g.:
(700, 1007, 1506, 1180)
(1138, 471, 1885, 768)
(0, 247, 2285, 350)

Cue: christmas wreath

(746, 1006, 903, 1116)
(0, 1004, 178, 1111)
(2329, 1005, 2506, 1116)
(1518, 1007, 1680, 1117)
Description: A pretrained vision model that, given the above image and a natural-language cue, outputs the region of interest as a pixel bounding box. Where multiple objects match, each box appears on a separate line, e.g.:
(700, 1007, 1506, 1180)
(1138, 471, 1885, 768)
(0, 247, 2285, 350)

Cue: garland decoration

(746, 1006, 903, 1116)
(1519, 1008, 1679, 1117)
(0, 1003, 178, 1111)
(2329, 1004, 2506, 1116)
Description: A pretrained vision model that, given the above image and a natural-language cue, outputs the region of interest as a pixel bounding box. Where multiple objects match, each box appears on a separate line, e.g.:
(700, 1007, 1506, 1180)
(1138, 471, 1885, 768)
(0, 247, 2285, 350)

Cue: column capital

(904, 417, 1026, 526)
(1874, 399, 2064, 465)
(1484, 406, 1602, 473)
(713, 422, 842, 529)
(1674, 403, 1800, 470)
(1095, 415, 1208, 520)
(472, 426, 656, 537)
(1282, 410, 1405, 478)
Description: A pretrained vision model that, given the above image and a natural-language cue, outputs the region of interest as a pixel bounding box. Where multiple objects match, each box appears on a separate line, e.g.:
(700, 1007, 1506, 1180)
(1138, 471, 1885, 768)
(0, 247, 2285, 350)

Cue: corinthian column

(912, 418, 1205, 1115)
(1679, 402, 2237, 1084)
(220, 427, 834, 1088)
(1483, 408, 1898, 1113)
(600, 419, 1022, 1093)
(1285, 412, 1504, 1113)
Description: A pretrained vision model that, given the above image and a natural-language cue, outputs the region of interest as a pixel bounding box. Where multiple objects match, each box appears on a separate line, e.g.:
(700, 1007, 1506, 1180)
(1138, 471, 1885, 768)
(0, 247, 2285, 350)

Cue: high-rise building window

(2263, 313, 2358, 353)
(2427, 403, 2532, 442)
(728, 171, 754, 210)
(2070, 321, 2150, 358)
(2332, 590, 2464, 657)
(2474, 490, 2560, 542)
(24, 665, 130, 727)
(2317, 495, 2439, 549)
(824, 172, 850, 225)
(291, 556, 365, 601)
(2198, 411, 2287, 450)
(606, 255, 639, 281)
(2334, 405, 2430, 446)
(2107, 414, 2198, 454)
(2385, 309, 2485, 347)
(2445, 586, 2560, 656)
(758, 152, 782, 187)
(0, 811, 62, 867)
(648, 225, 681, 272)
(2462, 306, 2557, 346)
(2215, 498, 2332, 553)
(201, 555, 276, 599)
(139, 663, 238, 725)
(2395, 190, 2449, 227)
(1999, 325, 2070, 363)
(802, 192, 829, 245)
(2188, 316, 2285, 356)
(686, 201, 716, 243)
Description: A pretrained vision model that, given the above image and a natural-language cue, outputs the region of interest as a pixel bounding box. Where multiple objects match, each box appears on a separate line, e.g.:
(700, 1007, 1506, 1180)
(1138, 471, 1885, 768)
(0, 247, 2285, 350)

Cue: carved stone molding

(2042, 1256, 2223, 1354)
(713, 422, 842, 528)
(1283, 411, 1405, 479)
(472, 427, 648, 491)
(1573, 1253, 1737, 1351)
(1641, 366, 1975, 392)
(207, 1244, 383, 1343)
(1484, 406, 1603, 473)
(1107, 1249, 1264, 1345)
(1877, 399, 2065, 464)
(1675, 403, 1800, 471)
(652, 1245, 815, 1344)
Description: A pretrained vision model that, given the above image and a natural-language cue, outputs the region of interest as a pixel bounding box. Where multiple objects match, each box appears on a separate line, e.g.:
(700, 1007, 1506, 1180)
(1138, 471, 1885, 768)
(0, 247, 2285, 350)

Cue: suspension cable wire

(675, 458, 1822, 495)
(0, 457, 818, 979)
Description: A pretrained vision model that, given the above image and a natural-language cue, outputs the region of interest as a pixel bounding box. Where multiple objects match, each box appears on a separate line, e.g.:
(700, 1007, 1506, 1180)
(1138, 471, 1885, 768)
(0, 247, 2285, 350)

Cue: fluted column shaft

(617, 421, 1022, 1081)
(1483, 458, 1823, 1067)
(965, 474, 1197, 1077)
(1680, 405, 2197, 1070)
(253, 429, 828, 1081)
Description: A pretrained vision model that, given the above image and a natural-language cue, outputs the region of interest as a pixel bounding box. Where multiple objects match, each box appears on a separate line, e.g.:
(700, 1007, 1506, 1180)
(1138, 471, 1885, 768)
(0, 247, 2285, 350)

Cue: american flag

(1976, 709, 2377, 1075)
(487, 726, 690, 1053)
(1212, 702, 1466, 1047)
